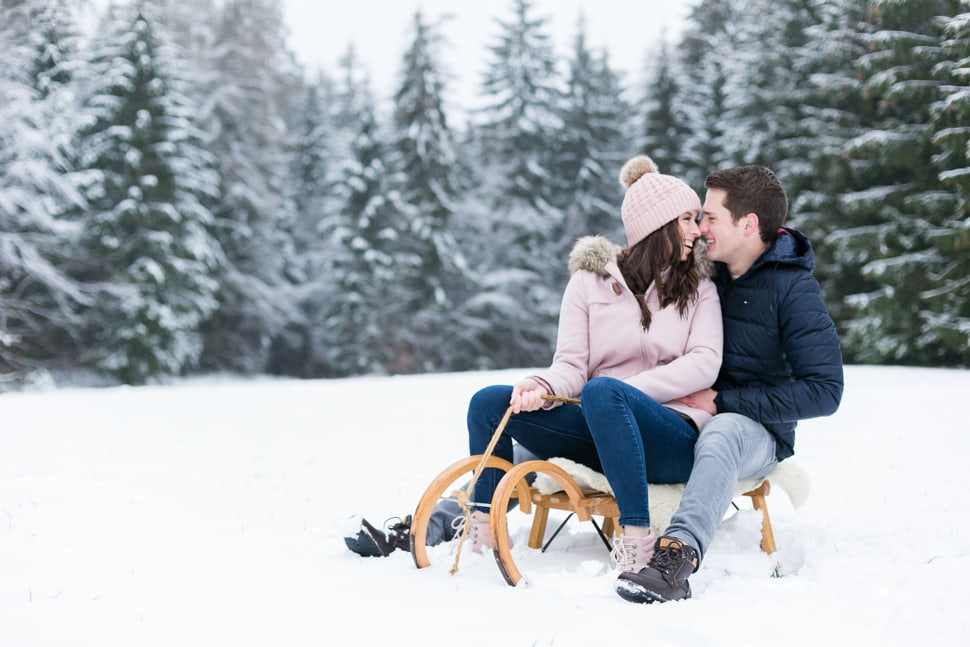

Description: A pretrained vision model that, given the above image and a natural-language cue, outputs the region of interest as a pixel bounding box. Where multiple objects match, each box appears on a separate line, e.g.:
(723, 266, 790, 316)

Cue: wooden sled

(411, 453, 778, 586)
(409, 455, 532, 570)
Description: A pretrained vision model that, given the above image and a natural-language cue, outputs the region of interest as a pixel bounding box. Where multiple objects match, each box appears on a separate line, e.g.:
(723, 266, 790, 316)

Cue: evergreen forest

(1, 0, 968, 390)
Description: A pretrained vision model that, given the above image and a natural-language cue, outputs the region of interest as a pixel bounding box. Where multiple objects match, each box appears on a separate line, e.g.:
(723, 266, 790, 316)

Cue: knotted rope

(449, 393, 581, 575)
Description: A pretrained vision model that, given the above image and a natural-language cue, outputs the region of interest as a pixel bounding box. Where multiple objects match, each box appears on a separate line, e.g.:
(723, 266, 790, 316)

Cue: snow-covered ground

(2, 365, 968, 646)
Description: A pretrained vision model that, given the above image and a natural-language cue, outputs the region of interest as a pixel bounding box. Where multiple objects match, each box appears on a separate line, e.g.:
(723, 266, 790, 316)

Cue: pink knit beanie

(619, 155, 701, 247)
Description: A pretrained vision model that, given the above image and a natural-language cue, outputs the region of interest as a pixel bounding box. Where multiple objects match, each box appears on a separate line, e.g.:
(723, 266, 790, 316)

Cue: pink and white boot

(611, 528, 657, 572)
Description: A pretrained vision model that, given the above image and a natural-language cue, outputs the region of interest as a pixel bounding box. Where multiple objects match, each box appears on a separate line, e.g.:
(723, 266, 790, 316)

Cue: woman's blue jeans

(467, 377, 698, 528)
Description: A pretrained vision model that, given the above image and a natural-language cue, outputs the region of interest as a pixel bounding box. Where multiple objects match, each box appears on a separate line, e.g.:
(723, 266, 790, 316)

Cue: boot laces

(384, 515, 409, 532)
(649, 542, 689, 583)
(610, 536, 637, 571)
(450, 516, 466, 534)
(384, 515, 411, 546)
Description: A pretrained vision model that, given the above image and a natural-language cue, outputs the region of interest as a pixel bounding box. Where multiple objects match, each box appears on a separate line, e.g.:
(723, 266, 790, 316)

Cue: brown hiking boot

(614, 537, 699, 603)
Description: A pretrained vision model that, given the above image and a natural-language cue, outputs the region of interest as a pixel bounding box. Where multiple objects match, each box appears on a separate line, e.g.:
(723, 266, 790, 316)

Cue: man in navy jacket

(616, 165, 844, 604)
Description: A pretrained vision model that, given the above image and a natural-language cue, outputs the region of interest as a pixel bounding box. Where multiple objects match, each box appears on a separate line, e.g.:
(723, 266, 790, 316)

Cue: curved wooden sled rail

(490, 460, 620, 586)
(409, 454, 530, 569)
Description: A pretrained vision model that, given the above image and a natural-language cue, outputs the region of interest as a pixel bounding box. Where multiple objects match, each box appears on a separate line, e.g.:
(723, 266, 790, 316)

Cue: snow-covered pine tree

(716, 0, 874, 340)
(934, 8, 970, 208)
(782, 0, 874, 328)
(925, 6, 970, 361)
(555, 15, 628, 250)
(268, 71, 340, 378)
(452, 0, 564, 369)
(719, 0, 817, 169)
(639, 39, 691, 183)
(142, 0, 220, 74)
(195, 0, 301, 374)
(71, 5, 220, 384)
(677, 0, 738, 191)
(0, 0, 91, 385)
(324, 48, 409, 377)
(389, 9, 467, 373)
(831, 0, 965, 365)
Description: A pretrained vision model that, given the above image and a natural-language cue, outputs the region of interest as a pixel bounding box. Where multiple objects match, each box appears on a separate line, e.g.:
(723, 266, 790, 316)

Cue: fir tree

(677, 0, 738, 190)
(924, 4, 970, 361)
(640, 39, 691, 181)
(72, 5, 220, 384)
(269, 71, 340, 378)
(785, 0, 874, 327)
(195, 0, 302, 373)
(390, 9, 466, 373)
(720, 0, 817, 168)
(142, 0, 220, 84)
(556, 16, 628, 249)
(716, 0, 869, 339)
(454, 0, 565, 369)
(933, 7, 970, 211)
(0, 0, 90, 384)
(327, 93, 408, 376)
(831, 0, 965, 365)
(933, 8, 970, 212)
(320, 48, 413, 376)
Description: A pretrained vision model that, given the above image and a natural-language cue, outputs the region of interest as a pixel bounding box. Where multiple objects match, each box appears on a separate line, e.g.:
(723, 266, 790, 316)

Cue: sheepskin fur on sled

(532, 456, 810, 534)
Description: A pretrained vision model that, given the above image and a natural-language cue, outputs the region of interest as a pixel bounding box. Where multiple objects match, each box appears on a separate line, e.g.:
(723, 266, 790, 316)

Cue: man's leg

(663, 413, 778, 561)
(616, 413, 777, 603)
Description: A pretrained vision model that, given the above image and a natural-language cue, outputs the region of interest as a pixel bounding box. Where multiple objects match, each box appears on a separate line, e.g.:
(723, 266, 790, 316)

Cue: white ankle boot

(611, 528, 657, 572)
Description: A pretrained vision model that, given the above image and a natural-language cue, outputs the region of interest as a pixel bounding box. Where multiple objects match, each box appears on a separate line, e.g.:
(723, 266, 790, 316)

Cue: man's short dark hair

(705, 166, 788, 243)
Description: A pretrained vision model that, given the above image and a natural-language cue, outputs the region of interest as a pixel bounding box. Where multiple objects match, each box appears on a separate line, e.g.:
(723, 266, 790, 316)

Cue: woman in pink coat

(465, 155, 723, 577)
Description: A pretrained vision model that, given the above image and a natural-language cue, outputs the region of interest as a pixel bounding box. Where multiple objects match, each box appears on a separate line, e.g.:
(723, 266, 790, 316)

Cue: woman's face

(677, 211, 702, 261)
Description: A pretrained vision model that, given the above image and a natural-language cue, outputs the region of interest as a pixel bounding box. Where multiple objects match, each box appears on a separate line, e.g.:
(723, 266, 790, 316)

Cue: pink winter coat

(532, 236, 723, 430)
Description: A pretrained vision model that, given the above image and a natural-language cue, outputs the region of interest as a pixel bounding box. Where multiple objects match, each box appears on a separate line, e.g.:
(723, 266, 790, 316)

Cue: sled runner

(410, 396, 795, 586)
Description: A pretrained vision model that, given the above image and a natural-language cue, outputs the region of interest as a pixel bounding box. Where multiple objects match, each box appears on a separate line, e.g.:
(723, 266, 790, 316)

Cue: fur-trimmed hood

(567, 235, 620, 276)
(566, 234, 712, 276)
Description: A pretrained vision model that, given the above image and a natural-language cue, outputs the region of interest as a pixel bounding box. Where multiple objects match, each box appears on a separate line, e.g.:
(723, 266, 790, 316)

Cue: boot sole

(344, 528, 392, 557)
(615, 579, 665, 604)
(614, 579, 690, 604)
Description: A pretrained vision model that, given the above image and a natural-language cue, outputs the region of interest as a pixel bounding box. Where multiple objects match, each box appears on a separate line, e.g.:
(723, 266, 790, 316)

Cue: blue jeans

(664, 412, 778, 563)
(467, 377, 698, 528)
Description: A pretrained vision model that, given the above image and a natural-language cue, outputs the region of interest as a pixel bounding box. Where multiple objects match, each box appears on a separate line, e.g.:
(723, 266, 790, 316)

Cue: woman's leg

(467, 385, 594, 513)
(580, 377, 698, 529)
(467, 385, 516, 513)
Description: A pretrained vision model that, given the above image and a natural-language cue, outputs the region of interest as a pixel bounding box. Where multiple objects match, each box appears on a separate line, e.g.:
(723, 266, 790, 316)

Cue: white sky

(282, 0, 694, 113)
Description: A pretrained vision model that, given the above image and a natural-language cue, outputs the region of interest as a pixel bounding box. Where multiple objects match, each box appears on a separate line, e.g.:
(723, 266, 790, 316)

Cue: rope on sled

(449, 394, 581, 575)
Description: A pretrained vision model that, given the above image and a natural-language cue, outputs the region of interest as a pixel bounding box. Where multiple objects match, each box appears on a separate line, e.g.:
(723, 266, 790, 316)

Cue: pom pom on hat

(619, 155, 659, 189)
(619, 155, 701, 247)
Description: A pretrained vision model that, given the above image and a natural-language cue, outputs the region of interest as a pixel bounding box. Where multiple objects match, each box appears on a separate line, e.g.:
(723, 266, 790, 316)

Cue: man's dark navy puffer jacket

(711, 228, 844, 460)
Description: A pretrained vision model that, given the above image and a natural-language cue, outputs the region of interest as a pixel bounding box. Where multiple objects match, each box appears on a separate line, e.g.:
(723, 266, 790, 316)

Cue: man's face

(699, 188, 747, 266)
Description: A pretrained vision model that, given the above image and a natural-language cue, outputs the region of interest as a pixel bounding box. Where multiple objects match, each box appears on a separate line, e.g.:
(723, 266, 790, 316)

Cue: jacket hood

(567, 236, 621, 276)
(759, 227, 816, 273)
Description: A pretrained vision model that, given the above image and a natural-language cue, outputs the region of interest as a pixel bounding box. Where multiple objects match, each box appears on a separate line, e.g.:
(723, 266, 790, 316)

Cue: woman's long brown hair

(616, 218, 700, 330)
